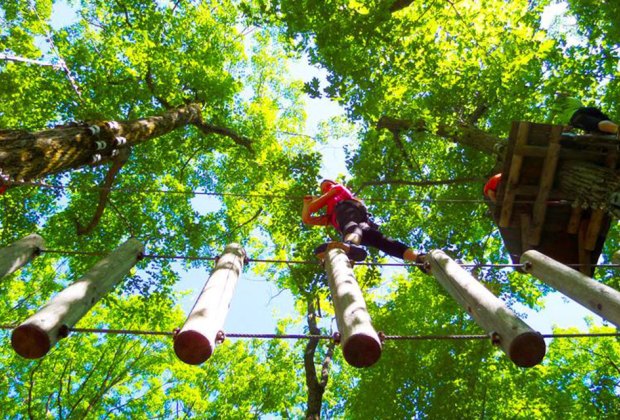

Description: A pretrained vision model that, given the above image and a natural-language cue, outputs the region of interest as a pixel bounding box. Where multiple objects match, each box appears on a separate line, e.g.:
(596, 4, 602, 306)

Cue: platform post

(174, 243, 246, 365)
(522, 250, 620, 328)
(324, 248, 381, 368)
(11, 238, 144, 359)
(0, 234, 45, 280)
(427, 249, 546, 368)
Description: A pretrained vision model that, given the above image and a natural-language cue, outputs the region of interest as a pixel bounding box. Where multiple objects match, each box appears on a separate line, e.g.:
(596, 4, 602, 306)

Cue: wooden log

(427, 250, 546, 367)
(11, 238, 144, 359)
(325, 248, 381, 368)
(0, 234, 45, 280)
(500, 122, 530, 227)
(528, 126, 562, 246)
(578, 220, 591, 275)
(522, 250, 620, 328)
(174, 243, 246, 365)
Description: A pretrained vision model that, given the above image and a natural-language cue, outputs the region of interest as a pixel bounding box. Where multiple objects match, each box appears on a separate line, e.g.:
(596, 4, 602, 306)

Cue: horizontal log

(522, 250, 620, 328)
(428, 249, 545, 367)
(0, 234, 44, 280)
(11, 238, 144, 359)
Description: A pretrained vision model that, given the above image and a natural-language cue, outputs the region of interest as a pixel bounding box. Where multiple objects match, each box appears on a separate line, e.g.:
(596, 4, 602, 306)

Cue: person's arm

(305, 186, 342, 214)
(302, 196, 330, 226)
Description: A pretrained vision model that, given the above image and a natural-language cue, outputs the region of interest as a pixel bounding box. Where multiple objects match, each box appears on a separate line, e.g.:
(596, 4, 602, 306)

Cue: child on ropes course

(302, 179, 426, 269)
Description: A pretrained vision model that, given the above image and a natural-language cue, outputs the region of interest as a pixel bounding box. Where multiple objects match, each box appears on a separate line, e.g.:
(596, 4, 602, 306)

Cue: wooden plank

(584, 209, 605, 251)
(514, 145, 608, 160)
(567, 205, 583, 234)
(494, 122, 521, 221)
(499, 122, 531, 227)
(578, 220, 591, 275)
(520, 213, 532, 253)
(528, 126, 563, 246)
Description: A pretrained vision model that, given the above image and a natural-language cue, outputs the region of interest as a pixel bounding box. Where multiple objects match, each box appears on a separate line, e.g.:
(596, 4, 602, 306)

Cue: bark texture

(0, 104, 203, 181)
(557, 160, 620, 216)
(304, 299, 334, 420)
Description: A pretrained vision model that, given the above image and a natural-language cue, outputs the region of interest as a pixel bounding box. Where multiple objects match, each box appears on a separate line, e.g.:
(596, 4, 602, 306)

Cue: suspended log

(11, 238, 144, 359)
(427, 250, 546, 368)
(324, 248, 381, 368)
(174, 243, 246, 365)
(522, 250, 620, 328)
(0, 234, 44, 280)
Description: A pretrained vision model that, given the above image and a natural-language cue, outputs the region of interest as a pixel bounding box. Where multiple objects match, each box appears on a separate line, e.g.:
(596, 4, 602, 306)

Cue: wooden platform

(491, 122, 619, 275)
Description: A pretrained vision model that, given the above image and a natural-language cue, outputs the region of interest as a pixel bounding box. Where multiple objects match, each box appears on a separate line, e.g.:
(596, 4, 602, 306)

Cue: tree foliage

(1, 0, 619, 417)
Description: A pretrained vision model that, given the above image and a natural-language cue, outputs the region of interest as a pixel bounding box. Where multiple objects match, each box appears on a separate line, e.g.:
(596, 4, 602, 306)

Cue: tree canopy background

(0, 0, 618, 418)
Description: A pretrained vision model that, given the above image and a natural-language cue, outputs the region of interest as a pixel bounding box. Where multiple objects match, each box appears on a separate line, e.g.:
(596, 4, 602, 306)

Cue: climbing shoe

(342, 241, 368, 262)
(415, 253, 430, 274)
(314, 241, 368, 262)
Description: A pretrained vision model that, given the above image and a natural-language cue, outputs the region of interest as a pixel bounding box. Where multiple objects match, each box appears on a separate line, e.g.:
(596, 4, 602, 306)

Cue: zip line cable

(4, 180, 574, 205)
(38, 249, 620, 270)
(0, 324, 618, 341)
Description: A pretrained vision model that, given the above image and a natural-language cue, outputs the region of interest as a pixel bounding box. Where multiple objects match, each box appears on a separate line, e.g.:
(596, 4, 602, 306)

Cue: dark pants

(570, 107, 610, 132)
(335, 200, 409, 259)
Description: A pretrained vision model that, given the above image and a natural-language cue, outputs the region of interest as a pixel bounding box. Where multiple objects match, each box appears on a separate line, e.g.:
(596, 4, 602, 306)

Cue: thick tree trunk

(557, 160, 620, 214)
(0, 103, 202, 181)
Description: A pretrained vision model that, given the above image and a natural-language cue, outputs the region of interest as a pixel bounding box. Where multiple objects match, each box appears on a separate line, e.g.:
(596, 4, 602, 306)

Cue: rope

(4, 180, 570, 205)
(37, 249, 620, 270)
(1, 325, 618, 340)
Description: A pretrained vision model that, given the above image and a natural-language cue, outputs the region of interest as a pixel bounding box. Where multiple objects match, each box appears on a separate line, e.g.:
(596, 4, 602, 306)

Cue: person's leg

(570, 108, 616, 134)
(360, 227, 416, 260)
(336, 201, 366, 244)
(361, 227, 428, 272)
(314, 201, 367, 261)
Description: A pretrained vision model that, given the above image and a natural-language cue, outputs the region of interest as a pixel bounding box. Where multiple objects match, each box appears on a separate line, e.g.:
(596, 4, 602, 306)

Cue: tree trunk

(557, 160, 620, 214)
(0, 103, 202, 181)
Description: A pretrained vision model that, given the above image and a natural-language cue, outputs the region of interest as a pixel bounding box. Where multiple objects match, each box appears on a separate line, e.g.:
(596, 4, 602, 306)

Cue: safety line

(1, 325, 618, 341)
(4, 181, 570, 205)
(37, 249, 620, 269)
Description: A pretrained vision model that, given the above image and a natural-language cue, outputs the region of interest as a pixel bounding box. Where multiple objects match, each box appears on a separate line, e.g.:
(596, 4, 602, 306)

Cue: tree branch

(304, 299, 328, 419)
(30, 5, 82, 100)
(145, 64, 173, 109)
(376, 115, 505, 157)
(0, 53, 63, 70)
(193, 121, 254, 153)
(76, 148, 131, 236)
(389, 0, 415, 13)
